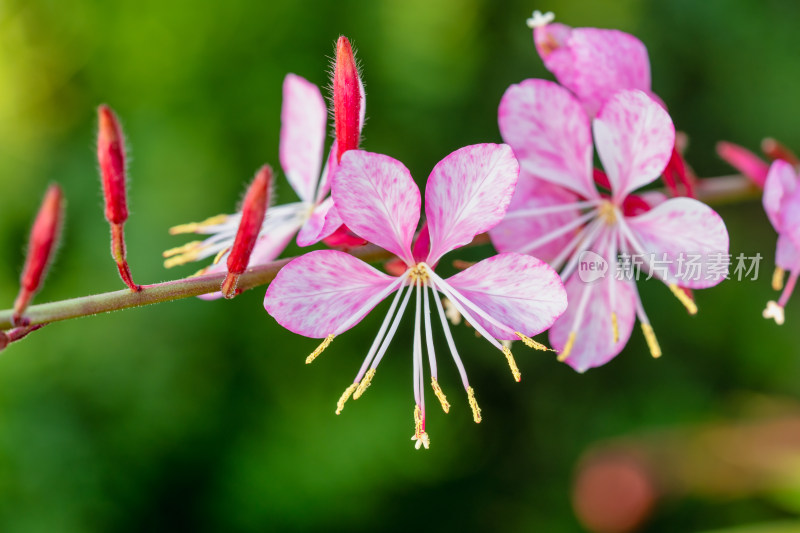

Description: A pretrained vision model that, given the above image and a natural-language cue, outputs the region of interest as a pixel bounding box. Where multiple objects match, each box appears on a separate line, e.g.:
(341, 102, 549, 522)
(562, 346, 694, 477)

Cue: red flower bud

(334, 36, 361, 162)
(762, 138, 800, 167)
(221, 165, 272, 299)
(97, 105, 128, 225)
(716, 141, 769, 188)
(13, 184, 64, 324)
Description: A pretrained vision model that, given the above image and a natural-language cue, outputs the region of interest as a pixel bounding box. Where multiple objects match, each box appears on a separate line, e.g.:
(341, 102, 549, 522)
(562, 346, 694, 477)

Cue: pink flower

(264, 144, 567, 449)
(762, 159, 800, 325)
(491, 80, 729, 372)
(164, 39, 366, 278)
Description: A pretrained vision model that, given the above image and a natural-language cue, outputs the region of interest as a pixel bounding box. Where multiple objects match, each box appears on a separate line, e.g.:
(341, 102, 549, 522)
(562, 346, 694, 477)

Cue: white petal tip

(526, 10, 555, 28)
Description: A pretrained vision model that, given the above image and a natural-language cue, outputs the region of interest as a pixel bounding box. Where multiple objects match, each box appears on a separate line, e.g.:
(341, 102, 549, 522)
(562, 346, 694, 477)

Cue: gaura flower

(163, 37, 365, 279)
(527, 11, 695, 198)
(762, 159, 800, 325)
(491, 80, 729, 372)
(264, 144, 567, 449)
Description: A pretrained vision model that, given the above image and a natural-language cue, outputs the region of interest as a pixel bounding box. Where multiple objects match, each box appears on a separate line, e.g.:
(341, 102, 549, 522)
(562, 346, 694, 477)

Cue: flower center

(598, 201, 617, 225)
(408, 263, 430, 284)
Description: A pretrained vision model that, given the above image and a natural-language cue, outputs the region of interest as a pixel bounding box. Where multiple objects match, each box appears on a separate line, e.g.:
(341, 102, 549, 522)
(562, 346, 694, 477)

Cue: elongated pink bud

(334, 36, 361, 162)
(716, 141, 769, 188)
(13, 185, 64, 325)
(221, 165, 272, 299)
(97, 105, 140, 291)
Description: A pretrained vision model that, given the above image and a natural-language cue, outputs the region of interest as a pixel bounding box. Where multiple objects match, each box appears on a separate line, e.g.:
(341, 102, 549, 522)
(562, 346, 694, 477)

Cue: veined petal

(549, 276, 636, 373)
(445, 253, 567, 340)
(625, 197, 730, 288)
(498, 79, 596, 199)
(593, 90, 674, 202)
(425, 144, 519, 265)
(280, 74, 327, 204)
(264, 250, 398, 338)
(489, 174, 582, 262)
(296, 197, 341, 247)
(548, 28, 652, 118)
(333, 150, 419, 265)
(763, 159, 799, 233)
(776, 233, 800, 270)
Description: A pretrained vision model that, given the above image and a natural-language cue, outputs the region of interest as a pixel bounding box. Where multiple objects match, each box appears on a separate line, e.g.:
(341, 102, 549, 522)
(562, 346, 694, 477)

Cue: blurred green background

(2, 0, 800, 531)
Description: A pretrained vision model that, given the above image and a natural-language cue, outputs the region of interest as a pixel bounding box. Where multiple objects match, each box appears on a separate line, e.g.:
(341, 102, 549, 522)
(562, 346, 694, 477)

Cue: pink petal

(716, 141, 769, 188)
(544, 28, 652, 118)
(264, 250, 398, 338)
(625, 197, 730, 288)
(199, 219, 301, 301)
(332, 150, 420, 265)
(280, 74, 326, 204)
(445, 252, 567, 340)
(425, 143, 520, 265)
(776, 233, 800, 271)
(296, 197, 342, 247)
(549, 275, 636, 373)
(489, 173, 582, 262)
(763, 159, 799, 233)
(593, 90, 675, 202)
(498, 79, 597, 199)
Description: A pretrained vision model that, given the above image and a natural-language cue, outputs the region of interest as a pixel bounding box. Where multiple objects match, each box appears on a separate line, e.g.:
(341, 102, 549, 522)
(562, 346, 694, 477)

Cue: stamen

(163, 241, 203, 258)
(668, 284, 698, 315)
(354, 368, 376, 399)
(763, 301, 785, 325)
(641, 323, 662, 358)
(501, 199, 601, 220)
(519, 210, 598, 256)
(212, 248, 229, 265)
(467, 387, 482, 423)
(163, 248, 205, 268)
(443, 297, 462, 325)
(430, 285, 472, 389)
(502, 345, 522, 382)
(549, 218, 603, 273)
(412, 404, 430, 450)
(169, 214, 229, 235)
(306, 334, 334, 364)
(557, 332, 576, 362)
(773, 267, 786, 291)
(431, 378, 450, 413)
(335, 383, 359, 415)
(558, 218, 607, 282)
(526, 10, 555, 28)
(514, 332, 550, 351)
(611, 312, 619, 344)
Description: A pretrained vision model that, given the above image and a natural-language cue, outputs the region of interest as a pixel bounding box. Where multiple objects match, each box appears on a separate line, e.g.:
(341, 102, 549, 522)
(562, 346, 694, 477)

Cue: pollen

(502, 346, 522, 382)
(408, 264, 430, 284)
(335, 382, 359, 415)
(526, 10, 555, 28)
(669, 284, 698, 315)
(641, 323, 662, 358)
(515, 331, 550, 351)
(611, 312, 619, 343)
(773, 267, 786, 291)
(412, 404, 430, 450)
(306, 334, 335, 364)
(169, 214, 229, 235)
(354, 368, 376, 399)
(431, 378, 450, 413)
(557, 332, 577, 362)
(163, 241, 205, 268)
(763, 300, 785, 325)
(467, 386, 482, 424)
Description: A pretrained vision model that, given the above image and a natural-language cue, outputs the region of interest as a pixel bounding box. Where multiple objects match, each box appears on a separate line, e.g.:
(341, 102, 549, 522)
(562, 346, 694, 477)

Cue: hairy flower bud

(333, 36, 361, 162)
(13, 184, 64, 325)
(221, 165, 272, 299)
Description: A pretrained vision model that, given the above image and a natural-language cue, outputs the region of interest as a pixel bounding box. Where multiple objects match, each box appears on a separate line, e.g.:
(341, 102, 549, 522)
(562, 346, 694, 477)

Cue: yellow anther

(641, 323, 662, 358)
(168, 214, 229, 235)
(306, 334, 335, 364)
(467, 387, 482, 423)
(763, 300, 785, 325)
(163, 241, 203, 258)
(190, 267, 208, 278)
(515, 332, 550, 351)
(502, 346, 522, 382)
(408, 264, 430, 283)
(557, 332, 576, 362)
(611, 312, 619, 344)
(335, 383, 359, 415)
(412, 405, 430, 449)
(773, 267, 786, 291)
(353, 368, 376, 399)
(212, 247, 230, 265)
(431, 378, 450, 413)
(668, 284, 698, 315)
(598, 201, 617, 224)
(443, 297, 462, 326)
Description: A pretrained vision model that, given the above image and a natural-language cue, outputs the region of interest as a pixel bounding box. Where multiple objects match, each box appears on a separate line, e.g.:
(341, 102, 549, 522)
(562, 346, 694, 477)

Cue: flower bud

(13, 184, 64, 324)
(221, 165, 272, 299)
(333, 36, 361, 162)
(761, 138, 800, 167)
(716, 141, 770, 189)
